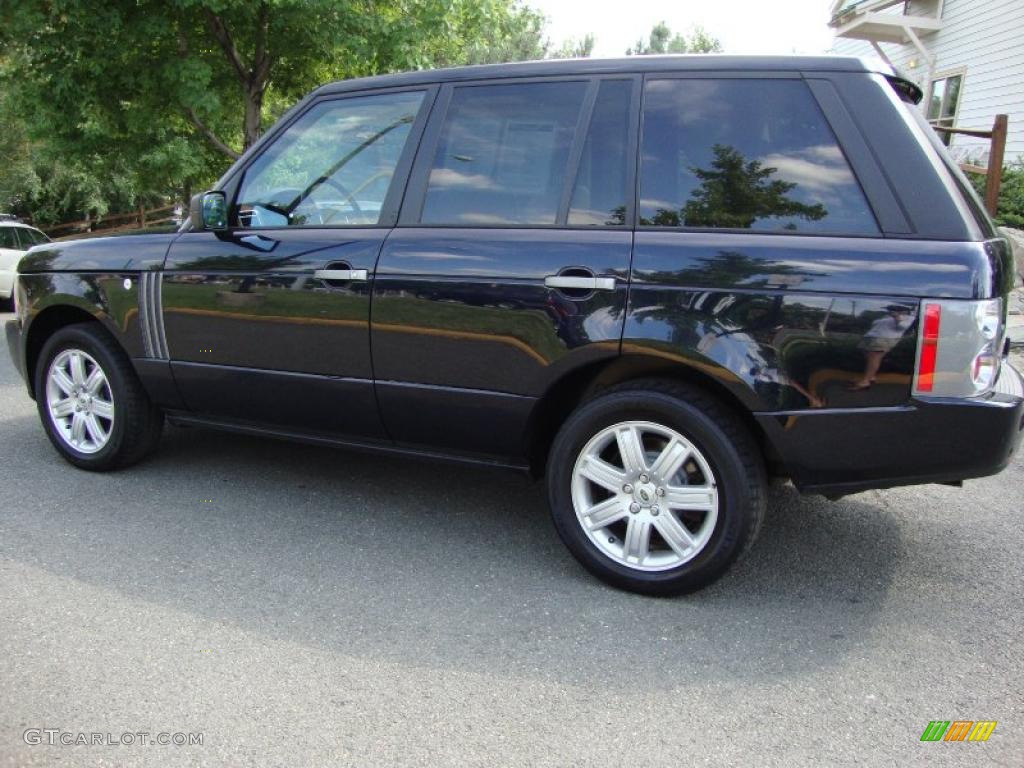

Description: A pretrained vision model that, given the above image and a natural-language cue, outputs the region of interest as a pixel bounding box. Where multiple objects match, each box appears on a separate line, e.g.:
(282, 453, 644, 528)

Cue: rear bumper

(758, 363, 1024, 496)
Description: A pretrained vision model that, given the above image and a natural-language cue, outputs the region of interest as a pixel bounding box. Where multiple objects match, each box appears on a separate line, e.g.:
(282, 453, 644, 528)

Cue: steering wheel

(313, 176, 363, 224)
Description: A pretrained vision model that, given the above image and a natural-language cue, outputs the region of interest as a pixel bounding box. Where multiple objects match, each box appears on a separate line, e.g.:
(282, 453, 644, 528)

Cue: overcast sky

(530, 0, 837, 57)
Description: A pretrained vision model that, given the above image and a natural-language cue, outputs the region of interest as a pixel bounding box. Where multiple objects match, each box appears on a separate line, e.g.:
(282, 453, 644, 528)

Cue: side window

(0, 227, 19, 250)
(639, 78, 879, 235)
(568, 79, 633, 226)
(235, 90, 425, 228)
(17, 228, 47, 248)
(420, 81, 588, 226)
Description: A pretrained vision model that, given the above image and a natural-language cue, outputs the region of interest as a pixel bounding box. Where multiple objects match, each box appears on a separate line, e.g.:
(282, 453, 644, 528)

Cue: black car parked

(6, 56, 1023, 594)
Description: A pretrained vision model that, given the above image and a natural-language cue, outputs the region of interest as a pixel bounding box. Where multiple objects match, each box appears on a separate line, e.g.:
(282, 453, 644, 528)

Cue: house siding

(831, 0, 1024, 164)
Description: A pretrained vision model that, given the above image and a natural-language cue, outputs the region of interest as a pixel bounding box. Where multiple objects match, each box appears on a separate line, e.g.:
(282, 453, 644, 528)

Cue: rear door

(372, 76, 638, 460)
(160, 88, 432, 439)
(627, 73, 920, 413)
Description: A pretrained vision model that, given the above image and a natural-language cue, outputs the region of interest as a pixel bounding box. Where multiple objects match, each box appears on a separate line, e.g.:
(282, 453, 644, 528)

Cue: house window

(928, 74, 963, 146)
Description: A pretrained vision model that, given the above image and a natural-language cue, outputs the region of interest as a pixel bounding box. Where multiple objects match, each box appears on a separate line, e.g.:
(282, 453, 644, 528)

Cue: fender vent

(139, 272, 169, 360)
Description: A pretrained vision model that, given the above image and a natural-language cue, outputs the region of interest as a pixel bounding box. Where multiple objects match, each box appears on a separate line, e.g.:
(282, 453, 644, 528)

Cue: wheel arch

(23, 300, 115, 399)
(525, 353, 781, 478)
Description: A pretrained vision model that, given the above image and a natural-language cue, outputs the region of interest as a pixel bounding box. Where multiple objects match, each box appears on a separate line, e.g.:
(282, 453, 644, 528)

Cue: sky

(529, 0, 837, 57)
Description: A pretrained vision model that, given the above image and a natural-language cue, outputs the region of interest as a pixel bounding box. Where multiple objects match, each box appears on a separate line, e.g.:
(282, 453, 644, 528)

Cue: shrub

(968, 163, 1024, 229)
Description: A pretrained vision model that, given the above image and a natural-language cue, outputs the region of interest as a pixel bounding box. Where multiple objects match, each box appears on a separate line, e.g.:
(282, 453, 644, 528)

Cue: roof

(314, 55, 881, 96)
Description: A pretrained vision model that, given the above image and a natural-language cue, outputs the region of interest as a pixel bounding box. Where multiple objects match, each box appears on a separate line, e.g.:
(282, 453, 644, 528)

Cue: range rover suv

(6, 56, 1022, 595)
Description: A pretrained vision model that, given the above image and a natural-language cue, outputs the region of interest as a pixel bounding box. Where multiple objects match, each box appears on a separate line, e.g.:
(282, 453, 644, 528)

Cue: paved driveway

(1, 311, 1022, 767)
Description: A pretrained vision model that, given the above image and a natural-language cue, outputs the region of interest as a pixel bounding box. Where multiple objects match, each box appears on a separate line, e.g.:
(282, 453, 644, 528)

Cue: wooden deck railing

(934, 114, 1008, 217)
(43, 203, 180, 240)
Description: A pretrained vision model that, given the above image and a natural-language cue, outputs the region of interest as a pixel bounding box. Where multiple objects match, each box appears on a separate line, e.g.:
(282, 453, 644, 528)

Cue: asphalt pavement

(1, 310, 1022, 767)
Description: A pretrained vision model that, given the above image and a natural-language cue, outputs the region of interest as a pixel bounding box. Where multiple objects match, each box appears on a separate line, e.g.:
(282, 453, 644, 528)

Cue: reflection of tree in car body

(641, 144, 828, 229)
(622, 253, 828, 408)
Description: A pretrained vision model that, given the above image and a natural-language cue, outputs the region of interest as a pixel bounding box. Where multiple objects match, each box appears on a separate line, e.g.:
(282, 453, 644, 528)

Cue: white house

(829, 0, 1024, 165)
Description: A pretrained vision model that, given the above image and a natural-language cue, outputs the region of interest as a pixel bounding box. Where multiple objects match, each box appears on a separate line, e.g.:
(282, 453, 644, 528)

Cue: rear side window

(420, 81, 588, 225)
(17, 227, 47, 247)
(639, 78, 878, 235)
(568, 79, 633, 226)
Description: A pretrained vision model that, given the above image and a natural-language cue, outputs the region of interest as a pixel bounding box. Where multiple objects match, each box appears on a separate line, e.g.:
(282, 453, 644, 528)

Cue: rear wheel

(34, 323, 163, 471)
(546, 380, 765, 596)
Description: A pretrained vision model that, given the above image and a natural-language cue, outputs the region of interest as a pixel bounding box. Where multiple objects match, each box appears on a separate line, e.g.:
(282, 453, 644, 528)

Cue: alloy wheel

(45, 348, 115, 454)
(571, 420, 719, 571)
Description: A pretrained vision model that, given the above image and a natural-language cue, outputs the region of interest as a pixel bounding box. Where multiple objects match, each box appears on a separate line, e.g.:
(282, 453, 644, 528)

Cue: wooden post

(139, 203, 146, 228)
(984, 114, 1008, 218)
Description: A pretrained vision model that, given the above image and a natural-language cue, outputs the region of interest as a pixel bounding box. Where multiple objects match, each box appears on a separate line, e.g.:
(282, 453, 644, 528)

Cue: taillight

(913, 298, 1003, 398)
(916, 303, 941, 393)
(970, 299, 1002, 391)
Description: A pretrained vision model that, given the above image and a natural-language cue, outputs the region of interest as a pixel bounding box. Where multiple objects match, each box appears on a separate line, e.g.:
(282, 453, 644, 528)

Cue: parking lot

(1, 309, 1022, 767)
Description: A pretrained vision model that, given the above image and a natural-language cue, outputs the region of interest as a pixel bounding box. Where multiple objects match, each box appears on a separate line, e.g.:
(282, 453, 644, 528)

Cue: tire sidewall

(34, 325, 132, 469)
(548, 389, 755, 595)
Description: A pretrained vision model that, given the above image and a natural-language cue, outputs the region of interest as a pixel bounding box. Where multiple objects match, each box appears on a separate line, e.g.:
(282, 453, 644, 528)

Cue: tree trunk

(243, 85, 264, 151)
(203, 5, 271, 156)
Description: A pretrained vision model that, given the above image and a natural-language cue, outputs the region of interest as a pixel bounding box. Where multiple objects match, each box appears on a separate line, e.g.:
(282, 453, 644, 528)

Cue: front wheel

(34, 323, 163, 471)
(546, 380, 766, 596)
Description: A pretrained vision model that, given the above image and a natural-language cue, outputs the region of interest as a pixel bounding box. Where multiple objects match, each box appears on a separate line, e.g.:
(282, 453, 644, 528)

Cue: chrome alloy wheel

(45, 349, 115, 454)
(571, 421, 719, 572)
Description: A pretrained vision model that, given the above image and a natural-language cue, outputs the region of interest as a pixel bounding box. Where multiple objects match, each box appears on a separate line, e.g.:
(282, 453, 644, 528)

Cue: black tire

(546, 379, 766, 596)
(34, 322, 163, 471)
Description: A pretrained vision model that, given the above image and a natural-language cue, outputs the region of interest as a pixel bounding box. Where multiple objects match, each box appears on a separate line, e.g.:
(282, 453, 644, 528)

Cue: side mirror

(189, 191, 228, 231)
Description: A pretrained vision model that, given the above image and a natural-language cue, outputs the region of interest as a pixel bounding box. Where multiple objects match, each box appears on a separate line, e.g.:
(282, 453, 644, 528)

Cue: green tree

(550, 34, 596, 59)
(460, 2, 548, 64)
(0, 0, 549, 225)
(627, 23, 722, 55)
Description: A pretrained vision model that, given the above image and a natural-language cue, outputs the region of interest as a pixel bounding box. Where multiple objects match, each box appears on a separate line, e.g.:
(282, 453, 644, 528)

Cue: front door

(372, 77, 638, 460)
(160, 88, 431, 440)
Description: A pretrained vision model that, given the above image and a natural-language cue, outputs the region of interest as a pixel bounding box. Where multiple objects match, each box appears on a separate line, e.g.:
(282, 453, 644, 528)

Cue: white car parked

(0, 219, 50, 307)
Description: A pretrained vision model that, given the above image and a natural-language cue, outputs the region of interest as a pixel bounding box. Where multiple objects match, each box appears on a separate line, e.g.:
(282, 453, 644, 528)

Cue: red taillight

(917, 303, 941, 392)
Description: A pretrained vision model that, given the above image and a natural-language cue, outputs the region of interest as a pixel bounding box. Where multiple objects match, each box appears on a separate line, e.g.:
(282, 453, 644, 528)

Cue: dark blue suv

(7, 56, 1022, 594)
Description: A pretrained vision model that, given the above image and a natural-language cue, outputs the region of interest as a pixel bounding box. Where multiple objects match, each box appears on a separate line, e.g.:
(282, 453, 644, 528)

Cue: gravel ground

(1, 311, 1022, 767)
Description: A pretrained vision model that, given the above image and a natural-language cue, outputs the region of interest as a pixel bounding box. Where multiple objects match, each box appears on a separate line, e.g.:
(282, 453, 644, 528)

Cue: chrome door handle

(544, 275, 616, 291)
(314, 268, 368, 282)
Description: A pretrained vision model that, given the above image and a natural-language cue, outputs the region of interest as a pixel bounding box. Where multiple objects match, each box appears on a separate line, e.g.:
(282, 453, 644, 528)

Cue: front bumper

(758, 362, 1024, 496)
(5, 316, 26, 387)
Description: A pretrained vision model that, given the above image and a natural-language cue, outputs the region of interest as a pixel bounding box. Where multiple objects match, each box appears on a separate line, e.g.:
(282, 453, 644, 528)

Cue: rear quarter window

(639, 78, 879, 235)
(18, 227, 48, 247)
(420, 81, 588, 226)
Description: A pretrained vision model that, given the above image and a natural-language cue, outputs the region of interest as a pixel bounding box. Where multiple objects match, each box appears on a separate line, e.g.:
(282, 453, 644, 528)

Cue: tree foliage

(0, 0, 572, 227)
(969, 163, 1024, 229)
(627, 23, 722, 55)
(550, 34, 596, 59)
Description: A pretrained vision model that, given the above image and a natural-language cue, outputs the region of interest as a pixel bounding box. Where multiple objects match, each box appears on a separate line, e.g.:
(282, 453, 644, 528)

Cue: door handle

(544, 275, 616, 291)
(314, 268, 368, 282)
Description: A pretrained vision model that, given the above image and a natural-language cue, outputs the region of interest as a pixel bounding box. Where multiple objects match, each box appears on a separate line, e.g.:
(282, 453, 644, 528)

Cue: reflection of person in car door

(851, 305, 915, 390)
